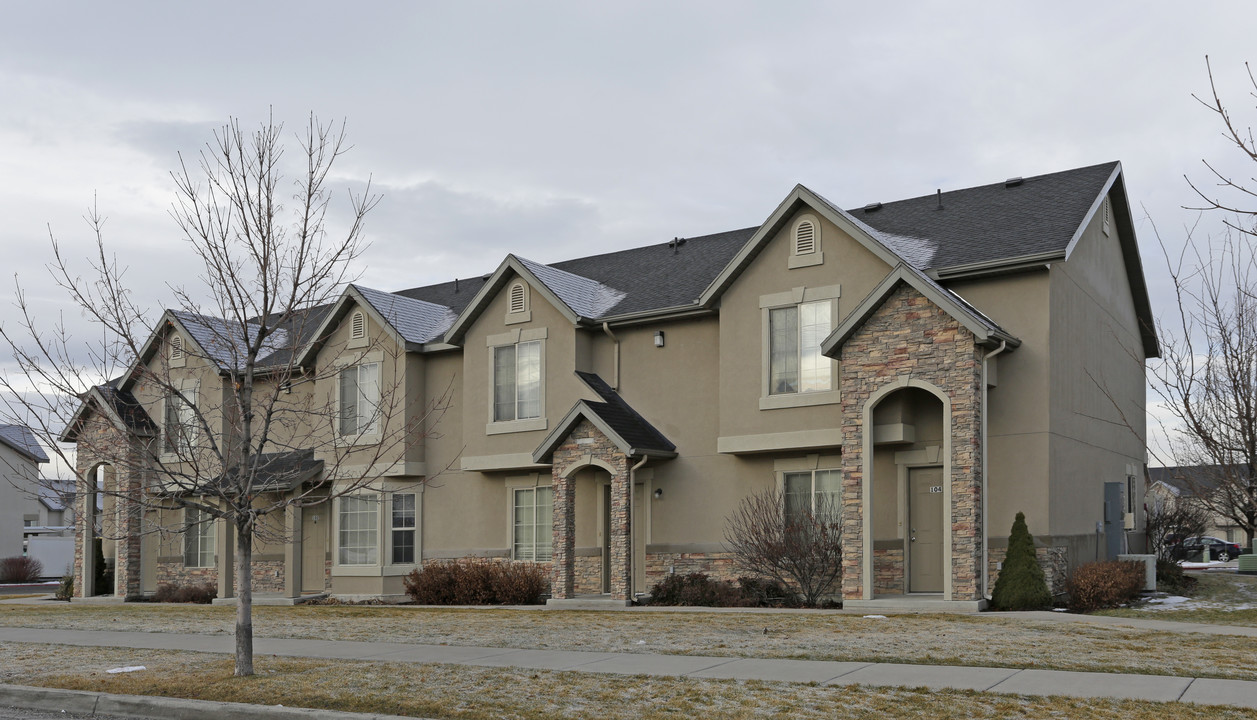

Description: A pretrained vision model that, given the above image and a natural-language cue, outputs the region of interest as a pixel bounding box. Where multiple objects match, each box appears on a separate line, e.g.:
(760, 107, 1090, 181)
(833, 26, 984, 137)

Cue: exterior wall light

(653, 488, 663, 499)
(654, 331, 665, 348)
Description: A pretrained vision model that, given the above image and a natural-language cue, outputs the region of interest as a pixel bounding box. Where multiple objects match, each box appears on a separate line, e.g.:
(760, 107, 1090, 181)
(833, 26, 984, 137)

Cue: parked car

(1172, 536, 1243, 562)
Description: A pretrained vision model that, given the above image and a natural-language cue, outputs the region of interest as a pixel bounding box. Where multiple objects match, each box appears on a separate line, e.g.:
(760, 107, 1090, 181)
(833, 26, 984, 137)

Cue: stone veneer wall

(72, 413, 146, 599)
(574, 555, 602, 594)
(839, 284, 985, 601)
(643, 551, 738, 589)
(873, 548, 905, 595)
(987, 546, 1069, 597)
(157, 561, 217, 587)
(550, 419, 632, 600)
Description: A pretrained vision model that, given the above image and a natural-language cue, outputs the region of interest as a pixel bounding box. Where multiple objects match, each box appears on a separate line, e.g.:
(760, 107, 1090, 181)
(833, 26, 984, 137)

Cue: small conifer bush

(990, 511, 1052, 610)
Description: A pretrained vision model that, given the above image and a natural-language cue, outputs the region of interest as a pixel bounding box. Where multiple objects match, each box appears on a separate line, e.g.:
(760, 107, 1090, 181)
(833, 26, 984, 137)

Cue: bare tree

(723, 488, 842, 607)
(1144, 494, 1210, 561)
(1149, 57, 1257, 547)
(0, 115, 442, 676)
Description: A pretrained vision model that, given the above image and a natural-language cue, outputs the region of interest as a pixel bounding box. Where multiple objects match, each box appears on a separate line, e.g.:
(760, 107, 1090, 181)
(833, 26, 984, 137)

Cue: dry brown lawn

(4, 643, 1254, 720)
(1, 601, 1255, 680)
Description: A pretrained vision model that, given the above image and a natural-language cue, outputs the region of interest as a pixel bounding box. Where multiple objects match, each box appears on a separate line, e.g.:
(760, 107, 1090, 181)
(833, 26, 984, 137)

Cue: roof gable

(532, 372, 676, 462)
(821, 264, 1021, 355)
(295, 284, 457, 365)
(0, 424, 48, 463)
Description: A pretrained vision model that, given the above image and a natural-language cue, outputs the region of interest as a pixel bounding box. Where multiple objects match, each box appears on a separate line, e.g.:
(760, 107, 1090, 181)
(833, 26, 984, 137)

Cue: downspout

(629, 454, 649, 600)
(981, 340, 1008, 600)
(602, 322, 620, 390)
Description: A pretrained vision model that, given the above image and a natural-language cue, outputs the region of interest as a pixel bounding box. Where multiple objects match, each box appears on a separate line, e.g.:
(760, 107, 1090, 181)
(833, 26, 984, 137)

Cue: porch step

(843, 596, 987, 613)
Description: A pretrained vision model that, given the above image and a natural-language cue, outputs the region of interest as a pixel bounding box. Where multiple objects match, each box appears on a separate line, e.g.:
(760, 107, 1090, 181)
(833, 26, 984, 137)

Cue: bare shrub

(723, 488, 842, 607)
(1145, 500, 1210, 561)
(1065, 560, 1146, 612)
(404, 562, 547, 605)
(152, 581, 217, 604)
(0, 556, 44, 583)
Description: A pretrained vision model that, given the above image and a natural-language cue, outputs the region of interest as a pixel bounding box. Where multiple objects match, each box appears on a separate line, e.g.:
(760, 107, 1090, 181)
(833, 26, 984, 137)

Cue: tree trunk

(234, 517, 254, 677)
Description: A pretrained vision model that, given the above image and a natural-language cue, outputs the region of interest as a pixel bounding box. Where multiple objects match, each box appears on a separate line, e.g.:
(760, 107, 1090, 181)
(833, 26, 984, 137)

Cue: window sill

(485, 417, 548, 435)
(788, 251, 824, 269)
(336, 433, 382, 448)
(332, 564, 383, 577)
(759, 390, 840, 410)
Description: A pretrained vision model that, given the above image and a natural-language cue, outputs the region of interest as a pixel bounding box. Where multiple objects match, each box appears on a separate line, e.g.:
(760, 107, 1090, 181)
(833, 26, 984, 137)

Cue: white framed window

(163, 386, 198, 455)
(784, 469, 841, 524)
(769, 300, 833, 395)
(183, 506, 216, 568)
(512, 486, 553, 562)
(339, 362, 380, 436)
(494, 341, 542, 422)
(338, 493, 379, 565)
(391, 493, 416, 565)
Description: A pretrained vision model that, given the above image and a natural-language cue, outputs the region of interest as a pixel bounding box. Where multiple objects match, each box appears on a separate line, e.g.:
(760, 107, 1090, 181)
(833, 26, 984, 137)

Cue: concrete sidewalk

(0, 627, 1254, 710)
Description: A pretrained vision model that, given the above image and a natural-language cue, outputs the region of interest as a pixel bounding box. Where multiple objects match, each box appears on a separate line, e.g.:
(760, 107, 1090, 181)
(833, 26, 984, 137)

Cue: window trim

(759, 285, 840, 410)
(183, 505, 216, 569)
(390, 492, 417, 566)
(337, 360, 382, 441)
(336, 492, 380, 567)
(485, 329, 548, 434)
(162, 381, 199, 457)
(511, 485, 554, 562)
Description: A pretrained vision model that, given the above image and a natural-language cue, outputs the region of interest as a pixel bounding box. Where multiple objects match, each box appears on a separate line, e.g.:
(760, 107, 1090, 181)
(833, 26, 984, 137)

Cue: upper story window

(339, 362, 380, 436)
(494, 340, 541, 422)
(163, 386, 198, 455)
(769, 300, 833, 395)
(183, 506, 216, 568)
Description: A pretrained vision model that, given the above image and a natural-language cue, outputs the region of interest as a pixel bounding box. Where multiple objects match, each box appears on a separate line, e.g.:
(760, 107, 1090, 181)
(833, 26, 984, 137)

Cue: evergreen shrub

(990, 512, 1052, 610)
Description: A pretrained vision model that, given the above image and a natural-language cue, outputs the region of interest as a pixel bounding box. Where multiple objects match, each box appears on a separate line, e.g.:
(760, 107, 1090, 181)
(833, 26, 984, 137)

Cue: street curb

(0, 683, 430, 720)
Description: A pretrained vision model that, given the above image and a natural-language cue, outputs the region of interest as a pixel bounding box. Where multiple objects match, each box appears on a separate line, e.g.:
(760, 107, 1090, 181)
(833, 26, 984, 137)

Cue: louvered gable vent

(170, 335, 184, 360)
(351, 311, 366, 339)
(795, 220, 816, 255)
(509, 283, 526, 314)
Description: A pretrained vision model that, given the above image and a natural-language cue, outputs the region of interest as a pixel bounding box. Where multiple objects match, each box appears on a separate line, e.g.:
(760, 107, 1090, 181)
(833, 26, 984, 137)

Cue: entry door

(908, 467, 945, 593)
(301, 502, 329, 594)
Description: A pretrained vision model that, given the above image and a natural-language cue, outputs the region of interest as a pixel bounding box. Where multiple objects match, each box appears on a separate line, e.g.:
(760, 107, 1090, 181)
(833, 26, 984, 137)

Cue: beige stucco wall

(1047, 196, 1147, 541)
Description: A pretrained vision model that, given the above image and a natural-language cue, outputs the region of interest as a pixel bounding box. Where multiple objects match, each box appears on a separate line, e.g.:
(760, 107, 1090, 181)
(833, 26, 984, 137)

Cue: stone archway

(548, 421, 632, 601)
(72, 414, 148, 599)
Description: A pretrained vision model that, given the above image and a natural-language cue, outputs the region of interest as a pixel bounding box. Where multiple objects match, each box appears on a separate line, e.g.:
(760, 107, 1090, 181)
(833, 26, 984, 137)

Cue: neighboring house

(0, 424, 51, 558)
(1147, 465, 1251, 546)
(62, 161, 1156, 610)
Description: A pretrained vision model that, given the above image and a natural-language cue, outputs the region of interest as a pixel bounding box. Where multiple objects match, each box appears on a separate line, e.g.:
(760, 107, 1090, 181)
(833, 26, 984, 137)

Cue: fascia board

(444, 256, 581, 345)
(116, 310, 186, 391)
(296, 286, 412, 367)
(292, 290, 355, 367)
(1063, 162, 1123, 262)
(531, 401, 599, 464)
(930, 251, 1065, 280)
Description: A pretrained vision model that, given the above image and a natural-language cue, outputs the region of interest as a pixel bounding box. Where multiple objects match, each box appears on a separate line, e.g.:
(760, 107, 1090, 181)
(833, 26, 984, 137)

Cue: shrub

(152, 581, 217, 604)
(403, 562, 548, 605)
(491, 562, 549, 605)
(990, 512, 1052, 611)
(646, 573, 804, 608)
(1155, 558, 1197, 594)
(55, 572, 73, 601)
(0, 556, 44, 583)
(724, 488, 842, 607)
(1065, 560, 1146, 612)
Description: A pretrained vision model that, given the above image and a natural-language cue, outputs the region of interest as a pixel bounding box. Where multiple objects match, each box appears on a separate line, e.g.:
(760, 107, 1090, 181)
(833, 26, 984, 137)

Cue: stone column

(113, 470, 144, 598)
(551, 468, 575, 599)
(608, 457, 631, 601)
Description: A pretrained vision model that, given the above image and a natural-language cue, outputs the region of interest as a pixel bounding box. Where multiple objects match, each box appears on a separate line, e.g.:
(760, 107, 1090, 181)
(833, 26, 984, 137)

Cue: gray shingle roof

(575, 372, 675, 454)
(353, 284, 458, 344)
(1148, 465, 1248, 497)
(514, 256, 628, 319)
(171, 311, 292, 370)
(846, 162, 1119, 271)
(0, 425, 48, 463)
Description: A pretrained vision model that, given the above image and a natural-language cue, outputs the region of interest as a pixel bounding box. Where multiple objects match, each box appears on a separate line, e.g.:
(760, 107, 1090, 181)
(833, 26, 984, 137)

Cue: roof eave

(930, 251, 1065, 280)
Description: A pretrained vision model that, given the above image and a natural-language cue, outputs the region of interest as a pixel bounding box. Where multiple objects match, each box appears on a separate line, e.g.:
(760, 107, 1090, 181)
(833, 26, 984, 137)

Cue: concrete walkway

(0, 627, 1254, 710)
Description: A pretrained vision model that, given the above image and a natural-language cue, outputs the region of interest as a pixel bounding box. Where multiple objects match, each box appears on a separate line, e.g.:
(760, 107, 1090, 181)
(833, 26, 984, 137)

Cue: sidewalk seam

(824, 662, 872, 682)
(1177, 677, 1196, 702)
(982, 668, 1021, 692)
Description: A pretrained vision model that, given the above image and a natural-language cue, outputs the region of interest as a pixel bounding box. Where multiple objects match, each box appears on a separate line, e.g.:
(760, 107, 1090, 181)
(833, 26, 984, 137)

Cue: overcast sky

(2, 1, 1256, 460)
